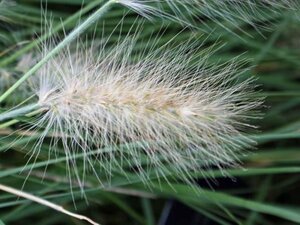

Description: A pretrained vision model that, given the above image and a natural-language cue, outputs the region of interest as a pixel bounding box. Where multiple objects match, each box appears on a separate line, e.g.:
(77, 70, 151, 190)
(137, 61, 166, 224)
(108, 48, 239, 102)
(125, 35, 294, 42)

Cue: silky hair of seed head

(118, 0, 299, 30)
(22, 32, 261, 190)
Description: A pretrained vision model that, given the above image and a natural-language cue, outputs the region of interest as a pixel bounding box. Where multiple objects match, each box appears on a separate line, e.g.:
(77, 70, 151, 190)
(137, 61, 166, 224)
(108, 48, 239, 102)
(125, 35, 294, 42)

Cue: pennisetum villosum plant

(0, 0, 270, 224)
(0, 32, 262, 189)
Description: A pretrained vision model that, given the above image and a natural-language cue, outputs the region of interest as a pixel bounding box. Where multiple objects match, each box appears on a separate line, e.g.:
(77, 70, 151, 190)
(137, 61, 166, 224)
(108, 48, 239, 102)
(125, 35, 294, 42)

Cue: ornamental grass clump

(0, 35, 261, 188)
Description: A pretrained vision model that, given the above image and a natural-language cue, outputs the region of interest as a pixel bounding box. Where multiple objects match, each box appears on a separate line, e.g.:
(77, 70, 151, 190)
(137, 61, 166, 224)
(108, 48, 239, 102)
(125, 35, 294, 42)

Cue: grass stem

(0, 0, 116, 103)
(0, 0, 106, 67)
(0, 104, 39, 122)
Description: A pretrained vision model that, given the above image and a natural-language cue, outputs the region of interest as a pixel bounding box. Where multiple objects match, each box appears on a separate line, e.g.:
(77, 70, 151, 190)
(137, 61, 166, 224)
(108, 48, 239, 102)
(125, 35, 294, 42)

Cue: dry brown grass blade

(0, 183, 100, 225)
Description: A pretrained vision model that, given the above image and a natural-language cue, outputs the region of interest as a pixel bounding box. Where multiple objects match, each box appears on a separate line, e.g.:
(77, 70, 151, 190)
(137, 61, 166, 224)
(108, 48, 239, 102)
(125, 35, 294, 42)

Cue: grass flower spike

(5, 34, 260, 188)
(118, 0, 299, 30)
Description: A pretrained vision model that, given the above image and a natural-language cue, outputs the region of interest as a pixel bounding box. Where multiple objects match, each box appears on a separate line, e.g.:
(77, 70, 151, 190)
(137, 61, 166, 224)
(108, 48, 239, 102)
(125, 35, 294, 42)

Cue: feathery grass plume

(118, 0, 299, 31)
(4, 33, 261, 190)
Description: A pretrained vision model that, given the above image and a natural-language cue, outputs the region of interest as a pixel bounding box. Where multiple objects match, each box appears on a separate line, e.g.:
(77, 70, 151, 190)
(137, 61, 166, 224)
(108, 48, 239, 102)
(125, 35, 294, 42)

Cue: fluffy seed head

(27, 34, 260, 188)
(118, 0, 299, 30)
